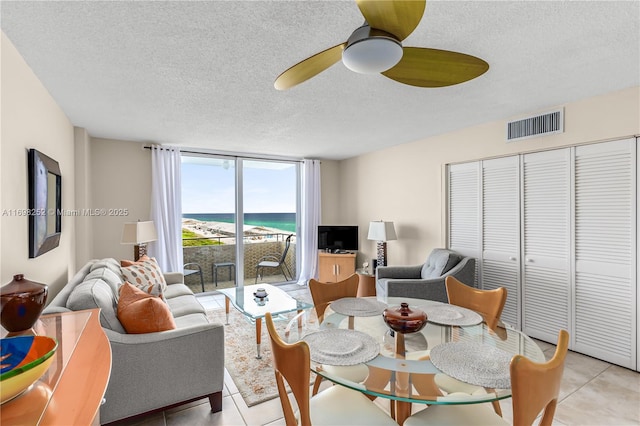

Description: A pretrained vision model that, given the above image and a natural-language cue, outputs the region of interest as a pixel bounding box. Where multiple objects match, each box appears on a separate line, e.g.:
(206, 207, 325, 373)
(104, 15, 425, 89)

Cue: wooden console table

(1, 309, 112, 425)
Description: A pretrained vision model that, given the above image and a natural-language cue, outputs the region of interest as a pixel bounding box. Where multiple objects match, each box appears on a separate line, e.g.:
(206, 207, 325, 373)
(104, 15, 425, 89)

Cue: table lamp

(121, 221, 157, 260)
(367, 221, 397, 267)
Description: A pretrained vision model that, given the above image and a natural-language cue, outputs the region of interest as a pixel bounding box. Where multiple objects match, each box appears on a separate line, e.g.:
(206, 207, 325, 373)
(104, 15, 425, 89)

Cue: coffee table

(218, 283, 313, 358)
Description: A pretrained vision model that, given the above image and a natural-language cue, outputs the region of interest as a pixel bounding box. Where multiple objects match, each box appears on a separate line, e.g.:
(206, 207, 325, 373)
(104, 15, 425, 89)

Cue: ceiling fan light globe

(342, 37, 403, 74)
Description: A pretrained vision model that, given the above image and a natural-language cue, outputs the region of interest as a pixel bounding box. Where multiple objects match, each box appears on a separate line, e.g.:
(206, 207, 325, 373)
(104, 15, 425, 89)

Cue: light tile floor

(112, 283, 640, 426)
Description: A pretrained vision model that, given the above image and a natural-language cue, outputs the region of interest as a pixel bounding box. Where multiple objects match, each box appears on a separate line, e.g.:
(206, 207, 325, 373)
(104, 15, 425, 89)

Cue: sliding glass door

(181, 154, 299, 293)
(242, 160, 298, 286)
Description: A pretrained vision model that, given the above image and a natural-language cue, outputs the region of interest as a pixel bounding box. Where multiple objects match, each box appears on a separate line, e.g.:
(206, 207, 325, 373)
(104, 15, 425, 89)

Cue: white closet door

(481, 156, 520, 328)
(522, 149, 571, 342)
(448, 162, 481, 286)
(574, 139, 636, 368)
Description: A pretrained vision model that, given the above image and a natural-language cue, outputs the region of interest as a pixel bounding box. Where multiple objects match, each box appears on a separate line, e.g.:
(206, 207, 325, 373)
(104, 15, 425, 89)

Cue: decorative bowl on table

(0, 335, 58, 404)
(382, 302, 428, 334)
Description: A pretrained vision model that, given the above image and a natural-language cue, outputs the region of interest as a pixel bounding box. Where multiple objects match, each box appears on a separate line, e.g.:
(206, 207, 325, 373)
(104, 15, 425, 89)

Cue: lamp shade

(121, 221, 158, 244)
(367, 221, 397, 242)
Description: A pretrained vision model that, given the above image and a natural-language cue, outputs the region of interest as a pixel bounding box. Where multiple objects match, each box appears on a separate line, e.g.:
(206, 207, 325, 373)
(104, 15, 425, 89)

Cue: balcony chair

(404, 329, 569, 426)
(183, 262, 204, 292)
(265, 312, 397, 426)
(255, 234, 293, 283)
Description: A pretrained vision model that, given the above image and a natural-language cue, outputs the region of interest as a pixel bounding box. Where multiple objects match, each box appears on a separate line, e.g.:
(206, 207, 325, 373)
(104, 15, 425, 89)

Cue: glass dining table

(284, 297, 545, 425)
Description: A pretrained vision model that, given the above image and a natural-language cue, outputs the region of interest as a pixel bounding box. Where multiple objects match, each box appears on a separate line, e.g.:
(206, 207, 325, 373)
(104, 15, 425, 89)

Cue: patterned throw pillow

(120, 255, 167, 297)
(117, 282, 176, 334)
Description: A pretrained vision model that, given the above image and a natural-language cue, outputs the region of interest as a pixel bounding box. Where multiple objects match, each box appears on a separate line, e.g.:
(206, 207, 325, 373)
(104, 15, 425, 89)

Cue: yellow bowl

(0, 335, 58, 404)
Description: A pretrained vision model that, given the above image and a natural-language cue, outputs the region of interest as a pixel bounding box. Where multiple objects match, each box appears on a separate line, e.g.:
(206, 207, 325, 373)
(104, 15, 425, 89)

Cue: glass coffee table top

(218, 283, 313, 359)
(218, 283, 313, 320)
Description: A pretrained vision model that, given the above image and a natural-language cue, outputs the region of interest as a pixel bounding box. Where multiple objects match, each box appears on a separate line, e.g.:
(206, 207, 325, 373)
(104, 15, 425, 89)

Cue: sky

(181, 157, 297, 214)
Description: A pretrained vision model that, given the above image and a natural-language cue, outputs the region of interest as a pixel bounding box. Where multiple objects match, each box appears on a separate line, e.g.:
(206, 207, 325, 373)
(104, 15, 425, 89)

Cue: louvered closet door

(481, 156, 520, 328)
(522, 149, 571, 342)
(448, 162, 481, 287)
(574, 139, 637, 368)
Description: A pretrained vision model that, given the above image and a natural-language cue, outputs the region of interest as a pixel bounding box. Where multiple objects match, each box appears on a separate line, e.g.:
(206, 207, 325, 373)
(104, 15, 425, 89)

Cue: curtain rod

(143, 145, 305, 163)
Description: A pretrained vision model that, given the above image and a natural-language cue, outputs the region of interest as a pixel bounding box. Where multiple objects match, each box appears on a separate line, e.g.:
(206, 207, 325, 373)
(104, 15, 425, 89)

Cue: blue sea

(183, 213, 296, 233)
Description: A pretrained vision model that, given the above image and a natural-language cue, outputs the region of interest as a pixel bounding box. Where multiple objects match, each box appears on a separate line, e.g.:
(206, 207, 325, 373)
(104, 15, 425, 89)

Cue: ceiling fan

(274, 0, 489, 90)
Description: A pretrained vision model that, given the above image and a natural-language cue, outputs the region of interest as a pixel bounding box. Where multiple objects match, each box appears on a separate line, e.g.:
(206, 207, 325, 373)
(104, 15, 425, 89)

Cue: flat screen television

(318, 225, 358, 252)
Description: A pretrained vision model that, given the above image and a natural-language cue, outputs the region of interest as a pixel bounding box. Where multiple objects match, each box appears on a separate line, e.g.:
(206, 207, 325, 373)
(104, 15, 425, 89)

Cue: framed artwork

(28, 149, 62, 258)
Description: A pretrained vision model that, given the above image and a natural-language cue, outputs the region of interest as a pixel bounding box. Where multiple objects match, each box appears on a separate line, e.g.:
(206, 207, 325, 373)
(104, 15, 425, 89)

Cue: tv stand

(318, 252, 356, 283)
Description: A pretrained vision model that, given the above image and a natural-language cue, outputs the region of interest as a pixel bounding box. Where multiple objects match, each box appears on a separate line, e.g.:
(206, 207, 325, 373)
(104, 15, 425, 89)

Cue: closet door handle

(509, 256, 517, 261)
(526, 258, 534, 263)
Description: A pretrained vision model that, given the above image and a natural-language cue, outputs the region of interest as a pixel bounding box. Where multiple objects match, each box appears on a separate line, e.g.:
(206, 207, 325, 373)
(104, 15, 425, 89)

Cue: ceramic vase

(0, 274, 48, 333)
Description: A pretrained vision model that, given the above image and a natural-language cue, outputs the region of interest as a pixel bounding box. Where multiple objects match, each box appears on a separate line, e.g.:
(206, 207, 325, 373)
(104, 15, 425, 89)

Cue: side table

(356, 269, 376, 297)
(1, 308, 112, 425)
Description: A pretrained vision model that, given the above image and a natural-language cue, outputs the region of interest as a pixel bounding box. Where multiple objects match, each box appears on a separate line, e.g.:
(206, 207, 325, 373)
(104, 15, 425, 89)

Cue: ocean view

(183, 212, 296, 233)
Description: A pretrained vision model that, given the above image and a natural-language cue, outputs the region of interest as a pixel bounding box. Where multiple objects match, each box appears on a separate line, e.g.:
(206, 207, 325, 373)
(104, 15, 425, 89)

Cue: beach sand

(182, 218, 291, 244)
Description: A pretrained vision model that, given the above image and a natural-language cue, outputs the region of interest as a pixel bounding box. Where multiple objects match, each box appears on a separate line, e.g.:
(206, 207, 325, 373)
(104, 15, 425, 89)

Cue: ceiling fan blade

(355, 0, 426, 41)
(382, 47, 489, 87)
(274, 43, 347, 91)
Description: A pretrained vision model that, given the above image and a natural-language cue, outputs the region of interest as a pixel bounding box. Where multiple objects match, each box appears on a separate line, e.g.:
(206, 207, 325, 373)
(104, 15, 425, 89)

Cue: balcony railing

(182, 233, 296, 291)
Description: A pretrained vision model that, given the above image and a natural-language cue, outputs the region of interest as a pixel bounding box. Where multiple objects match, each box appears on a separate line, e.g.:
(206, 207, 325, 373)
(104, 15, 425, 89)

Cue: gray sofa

(43, 258, 224, 424)
(376, 248, 476, 302)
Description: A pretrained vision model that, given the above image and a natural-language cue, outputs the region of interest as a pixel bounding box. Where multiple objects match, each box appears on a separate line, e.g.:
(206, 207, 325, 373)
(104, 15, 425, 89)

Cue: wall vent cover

(506, 108, 564, 142)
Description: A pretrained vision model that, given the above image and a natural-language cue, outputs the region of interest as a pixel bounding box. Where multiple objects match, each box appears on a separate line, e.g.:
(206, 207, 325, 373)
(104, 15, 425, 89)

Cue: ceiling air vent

(506, 108, 564, 142)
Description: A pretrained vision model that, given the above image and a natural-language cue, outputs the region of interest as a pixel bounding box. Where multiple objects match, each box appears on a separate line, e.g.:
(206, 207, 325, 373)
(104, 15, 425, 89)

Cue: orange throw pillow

(117, 282, 176, 334)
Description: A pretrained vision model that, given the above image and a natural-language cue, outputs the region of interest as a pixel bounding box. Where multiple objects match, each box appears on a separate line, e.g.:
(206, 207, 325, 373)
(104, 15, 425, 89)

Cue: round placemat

(330, 297, 387, 317)
(303, 329, 380, 366)
(430, 341, 513, 389)
(424, 305, 483, 326)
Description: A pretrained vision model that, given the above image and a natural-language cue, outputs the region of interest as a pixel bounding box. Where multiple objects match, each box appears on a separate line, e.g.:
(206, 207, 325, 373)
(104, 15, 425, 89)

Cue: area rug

(207, 308, 311, 407)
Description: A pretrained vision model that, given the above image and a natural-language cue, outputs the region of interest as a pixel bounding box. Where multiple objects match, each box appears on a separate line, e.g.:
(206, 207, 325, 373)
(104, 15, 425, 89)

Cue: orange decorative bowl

(0, 335, 58, 404)
(382, 302, 428, 334)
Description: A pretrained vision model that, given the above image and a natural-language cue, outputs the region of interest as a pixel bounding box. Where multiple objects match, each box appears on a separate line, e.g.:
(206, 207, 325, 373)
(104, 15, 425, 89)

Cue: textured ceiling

(2, 1, 638, 160)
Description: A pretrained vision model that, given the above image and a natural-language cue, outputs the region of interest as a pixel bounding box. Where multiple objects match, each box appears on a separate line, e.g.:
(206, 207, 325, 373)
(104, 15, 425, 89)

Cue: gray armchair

(375, 248, 476, 302)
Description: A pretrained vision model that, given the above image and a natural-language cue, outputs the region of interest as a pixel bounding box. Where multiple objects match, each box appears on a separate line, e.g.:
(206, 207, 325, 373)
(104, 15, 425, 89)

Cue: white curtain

(297, 159, 321, 285)
(149, 145, 183, 272)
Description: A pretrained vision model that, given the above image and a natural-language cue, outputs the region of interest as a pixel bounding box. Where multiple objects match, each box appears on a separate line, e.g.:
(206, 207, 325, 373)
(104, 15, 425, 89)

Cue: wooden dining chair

(443, 275, 508, 415)
(404, 329, 570, 426)
(445, 276, 507, 323)
(308, 274, 360, 322)
(265, 312, 397, 426)
(308, 274, 367, 394)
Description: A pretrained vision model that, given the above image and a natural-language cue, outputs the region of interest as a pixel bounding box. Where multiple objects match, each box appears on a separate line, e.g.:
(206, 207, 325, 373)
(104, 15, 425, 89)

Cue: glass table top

(285, 297, 545, 405)
(218, 283, 313, 320)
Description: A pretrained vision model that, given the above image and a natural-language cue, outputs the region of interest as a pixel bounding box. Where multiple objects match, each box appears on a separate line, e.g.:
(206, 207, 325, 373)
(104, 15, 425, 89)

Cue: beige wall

(338, 86, 640, 267)
(320, 159, 340, 224)
(0, 33, 76, 299)
(89, 138, 152, 260)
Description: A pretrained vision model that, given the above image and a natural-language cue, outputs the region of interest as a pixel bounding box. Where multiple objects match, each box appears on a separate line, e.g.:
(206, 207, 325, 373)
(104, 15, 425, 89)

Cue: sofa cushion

(120, 256, 167, 297)
(66, 278, 126, 333)
(422, 250, 459, 279)
(174, 312, 210, 328)
(441, 252, 463, 275)
(85, 267, 123, 299)
(90, 258, 124, 278)
(164, 283, 195, 299)
(117, 282, 176, 334)
(167, 294, 206, 318)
